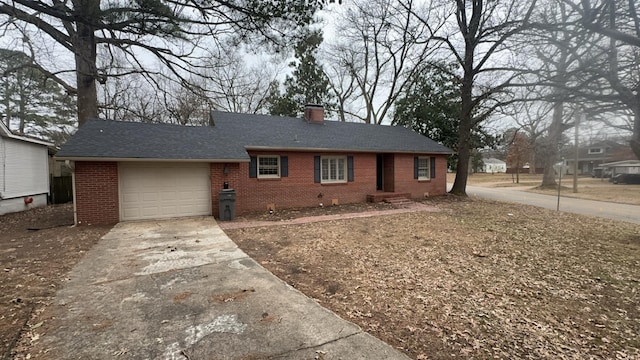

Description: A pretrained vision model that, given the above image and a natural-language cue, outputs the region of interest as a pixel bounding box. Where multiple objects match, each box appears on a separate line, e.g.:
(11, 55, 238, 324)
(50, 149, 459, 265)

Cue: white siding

(0, 193, 47, 215)
(0, 137, 4, 198)
(1, 137, 49, 198)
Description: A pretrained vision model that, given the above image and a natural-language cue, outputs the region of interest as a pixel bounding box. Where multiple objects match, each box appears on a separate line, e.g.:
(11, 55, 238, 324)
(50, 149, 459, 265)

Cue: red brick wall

(74, 161, 119, 225)
(211, 152, 376, 217)
(210, 162, 243, 218)
(392, 154, 448, 199)
(73, 155, 448, 223)
(211, 151, 449, 217)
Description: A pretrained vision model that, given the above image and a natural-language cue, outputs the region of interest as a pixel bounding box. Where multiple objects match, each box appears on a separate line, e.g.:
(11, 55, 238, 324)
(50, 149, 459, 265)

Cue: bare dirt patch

(226, 198, 640, 359)
(0, 204, 110, 359)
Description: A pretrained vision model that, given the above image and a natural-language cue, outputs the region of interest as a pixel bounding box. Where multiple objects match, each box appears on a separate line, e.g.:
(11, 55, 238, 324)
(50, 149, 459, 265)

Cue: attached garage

(119, 162, 211, 221)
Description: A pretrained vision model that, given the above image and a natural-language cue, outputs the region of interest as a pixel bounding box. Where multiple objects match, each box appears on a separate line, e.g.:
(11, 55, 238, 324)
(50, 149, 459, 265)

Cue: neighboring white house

(482, 158, 507, 173)
(0, 121, 52, 215)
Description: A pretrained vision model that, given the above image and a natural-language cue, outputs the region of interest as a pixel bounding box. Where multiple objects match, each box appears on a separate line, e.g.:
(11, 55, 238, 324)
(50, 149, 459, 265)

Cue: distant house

(481, 158, 507, 173)
(562, 140, 632, 175)
(0, 121, 52, 215)
(56, 106, 453, 225)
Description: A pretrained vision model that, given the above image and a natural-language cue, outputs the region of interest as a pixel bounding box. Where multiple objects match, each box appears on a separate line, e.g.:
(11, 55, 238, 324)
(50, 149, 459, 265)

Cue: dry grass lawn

(227, 198, 640, 359)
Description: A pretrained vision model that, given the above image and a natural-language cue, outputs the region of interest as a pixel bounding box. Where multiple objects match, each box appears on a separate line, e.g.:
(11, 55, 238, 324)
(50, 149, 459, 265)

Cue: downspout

(46, 148, 50, 202)
(69, 161, 78, 225)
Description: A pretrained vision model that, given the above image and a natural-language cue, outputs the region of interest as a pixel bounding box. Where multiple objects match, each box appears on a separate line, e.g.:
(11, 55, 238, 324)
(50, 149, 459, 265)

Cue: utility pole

(573, 111, 581, 193)
(557, 157, 564, 211)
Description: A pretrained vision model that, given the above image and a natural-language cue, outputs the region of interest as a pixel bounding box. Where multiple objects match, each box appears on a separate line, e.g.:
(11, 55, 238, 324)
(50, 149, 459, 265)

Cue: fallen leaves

(1, 204, 111, 358)
(229, 199, 640, 359)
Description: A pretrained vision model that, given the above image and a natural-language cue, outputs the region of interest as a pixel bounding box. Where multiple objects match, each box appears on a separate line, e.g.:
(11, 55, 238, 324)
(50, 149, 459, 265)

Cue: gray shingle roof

(57, 111, 453, 160)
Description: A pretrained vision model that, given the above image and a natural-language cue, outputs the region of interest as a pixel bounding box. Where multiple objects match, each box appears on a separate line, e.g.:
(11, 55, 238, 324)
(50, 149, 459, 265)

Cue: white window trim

(418, 156, 430, 180)
(257, 155, 280, 179)
(588, 148, 603, 154)
(321, 156, 347, 184)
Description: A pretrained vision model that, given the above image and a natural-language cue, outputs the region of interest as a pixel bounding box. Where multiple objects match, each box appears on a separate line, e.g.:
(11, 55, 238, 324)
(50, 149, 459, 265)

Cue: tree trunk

(541, 101, 565, 186)
(3, 82, 10, 128)
(528, 148, 536, 174)
(18, 74, 26, 133)
(451, 135, 471, 195)
(450, 95, 473, 195)
(450, 39, 475, 196)
(72, 0, 99, 126)
(18, 90, 25, 133)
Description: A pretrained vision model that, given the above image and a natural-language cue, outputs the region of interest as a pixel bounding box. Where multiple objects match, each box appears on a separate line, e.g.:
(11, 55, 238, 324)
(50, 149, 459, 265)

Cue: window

(321, 156, 347, 183)
(258, 156, 280, 178)
(588, 148, 603, 154)
(417, 157, 430, 180)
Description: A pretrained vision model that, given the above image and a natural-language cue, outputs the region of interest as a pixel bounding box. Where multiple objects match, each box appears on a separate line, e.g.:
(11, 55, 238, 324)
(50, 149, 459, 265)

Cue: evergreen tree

(0, 49, 75, 144)
(267, 30, 333, 117)
(393, 63, 495, 170)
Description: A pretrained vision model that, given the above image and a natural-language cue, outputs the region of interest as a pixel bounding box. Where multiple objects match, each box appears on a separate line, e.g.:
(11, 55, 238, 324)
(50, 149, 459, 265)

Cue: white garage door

(119, 162, 211, 221)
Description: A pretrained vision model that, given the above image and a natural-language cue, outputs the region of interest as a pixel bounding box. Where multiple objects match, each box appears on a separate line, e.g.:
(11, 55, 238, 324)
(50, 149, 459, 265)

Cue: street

(462, 185, 640, 225)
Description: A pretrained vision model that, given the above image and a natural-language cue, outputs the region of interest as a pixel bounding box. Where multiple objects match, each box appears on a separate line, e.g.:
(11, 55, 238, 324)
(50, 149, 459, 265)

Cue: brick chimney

(304, 104, 324, 124)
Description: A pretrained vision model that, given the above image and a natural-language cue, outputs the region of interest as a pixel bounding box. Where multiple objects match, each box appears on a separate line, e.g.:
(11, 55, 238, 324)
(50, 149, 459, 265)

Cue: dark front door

(376, 154, 384, 190)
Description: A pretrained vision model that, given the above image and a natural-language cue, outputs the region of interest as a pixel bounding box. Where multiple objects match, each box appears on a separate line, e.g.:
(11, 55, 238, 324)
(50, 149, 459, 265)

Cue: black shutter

(347, 156, 354, 182)
(314, 156, 321, 183)
(430, 157, 436, 179)
(414, 156, 419, 179)
(281, 156, 288, 177)
(249, 156, 257, 178)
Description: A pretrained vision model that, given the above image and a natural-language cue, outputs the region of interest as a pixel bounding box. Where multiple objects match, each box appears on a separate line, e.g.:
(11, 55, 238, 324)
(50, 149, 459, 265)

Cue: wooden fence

(51, 176, 73, 204)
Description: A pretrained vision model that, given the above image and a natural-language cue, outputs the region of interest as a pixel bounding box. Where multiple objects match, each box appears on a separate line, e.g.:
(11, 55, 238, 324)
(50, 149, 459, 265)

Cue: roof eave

(0, 122, 53, 146)
(54, 156, 251, 163)
(244, 146, 453, 155)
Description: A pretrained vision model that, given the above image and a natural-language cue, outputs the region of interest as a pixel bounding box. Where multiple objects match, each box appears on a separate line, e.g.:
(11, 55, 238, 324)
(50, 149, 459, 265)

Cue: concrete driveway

(41, 217, 408, 359)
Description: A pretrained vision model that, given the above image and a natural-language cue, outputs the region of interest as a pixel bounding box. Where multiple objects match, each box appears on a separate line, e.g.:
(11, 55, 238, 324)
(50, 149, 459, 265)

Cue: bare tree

(98, 53, 168, 123)
(0, 0, 321, 126)
(412, 0, 538, 195)
(325, 0, 440, 124)
(506, 131, 532, 183)
(204, 51, 285, 114)
(507, 99, 553, 174)
(322, 44, 360, 122)
(563, 0, 640, 159)
(519, 0, 605, 186)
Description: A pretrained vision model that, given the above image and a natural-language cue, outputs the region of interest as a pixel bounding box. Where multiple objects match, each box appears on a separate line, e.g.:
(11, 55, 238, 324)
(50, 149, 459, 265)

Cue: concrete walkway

(465, 185, 640, 225)
(41, 218, 409, 359)
(219, 202, 438, 230)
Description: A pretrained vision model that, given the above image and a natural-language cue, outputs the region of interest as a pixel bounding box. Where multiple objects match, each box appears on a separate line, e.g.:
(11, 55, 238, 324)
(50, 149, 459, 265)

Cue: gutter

(54, 157, 251, 163)
(0, 122, 53, 147)
(244, 146, 454, 155)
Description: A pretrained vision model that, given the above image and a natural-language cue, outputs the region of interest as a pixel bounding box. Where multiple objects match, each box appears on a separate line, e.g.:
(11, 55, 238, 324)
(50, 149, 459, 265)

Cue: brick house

(57, 106, 452, 225)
